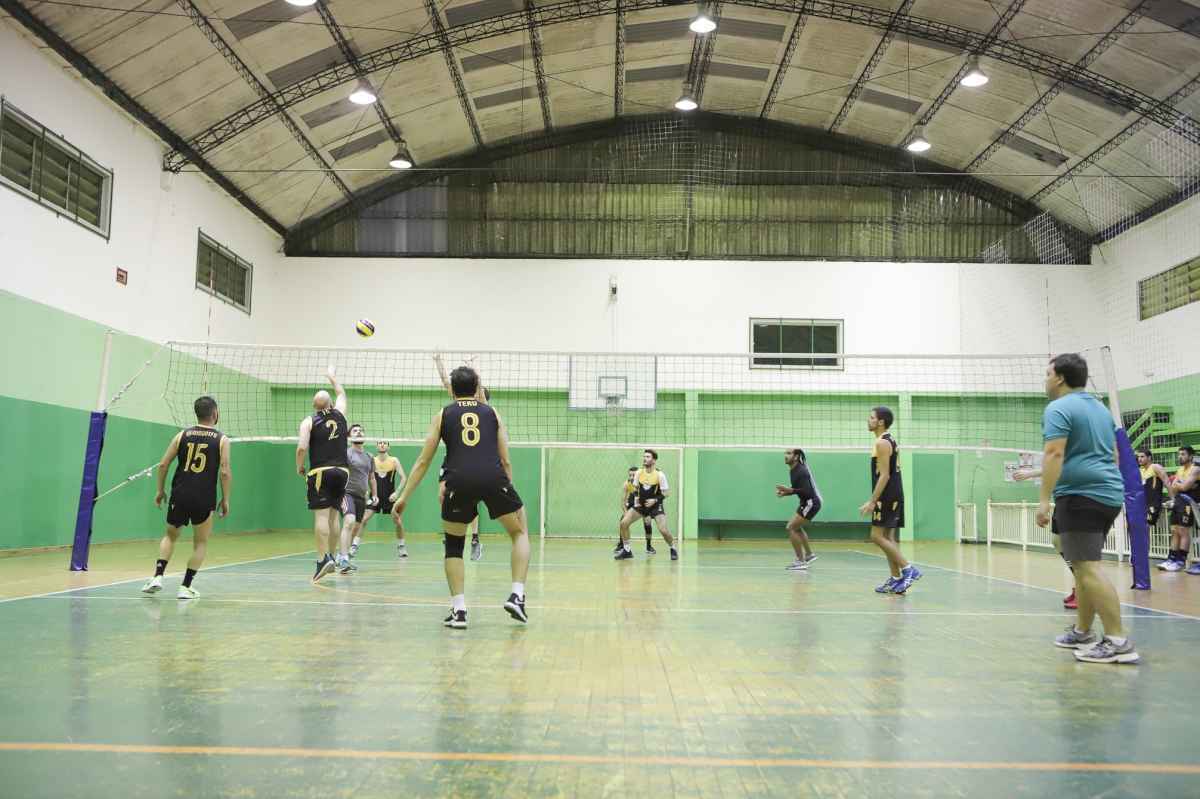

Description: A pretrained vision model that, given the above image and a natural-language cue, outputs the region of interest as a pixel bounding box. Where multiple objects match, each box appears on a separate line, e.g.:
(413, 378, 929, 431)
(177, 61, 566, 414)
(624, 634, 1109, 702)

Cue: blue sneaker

(892, 573, 915, 594)
(875, 576, 898, 593)
(904, 564, 923, 582)
(1186, 562, 1200, 575)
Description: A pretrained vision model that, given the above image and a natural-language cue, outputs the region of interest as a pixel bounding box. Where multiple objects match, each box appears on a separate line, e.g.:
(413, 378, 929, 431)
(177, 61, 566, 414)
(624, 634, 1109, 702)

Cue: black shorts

(167, 496, 213, 528)
(442, 478, 524, 524)
(1147, 503, 1163, 527)
(341, 492, 367, 521)
(635, 501, 666, 518)
(1169, 499, 1195, 528)
(871, 497, 904, 529)
(796, 496, 821, 521)
(368, 496, 394, 515)
(1052, 494, 1121, 562)
(307, 467, 348, 510)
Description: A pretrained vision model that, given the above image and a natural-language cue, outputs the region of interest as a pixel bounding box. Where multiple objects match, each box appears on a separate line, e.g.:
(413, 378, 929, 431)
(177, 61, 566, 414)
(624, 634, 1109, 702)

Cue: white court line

(0, 551, 311, 605)
(346, 558, 878, 572)
(843, 549, 1200, 623)
(26, 593, 1197, 619)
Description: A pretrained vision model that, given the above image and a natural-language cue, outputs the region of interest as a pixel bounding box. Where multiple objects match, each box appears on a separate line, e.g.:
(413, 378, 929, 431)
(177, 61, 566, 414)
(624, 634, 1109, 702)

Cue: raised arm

(219, 436, 232, 517)
(434, 353, 453, 398)
(327, 365, 347, 414)
(296, 416, 312, 478)
(155, 432, 182, 507)
(395, 412, 443, 512)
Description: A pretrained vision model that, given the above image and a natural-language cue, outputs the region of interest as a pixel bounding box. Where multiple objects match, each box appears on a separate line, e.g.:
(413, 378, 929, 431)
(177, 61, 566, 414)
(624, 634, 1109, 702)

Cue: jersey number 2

(184, 442, 208, 474)
(325, 419, 339, 439)
(461, 413, 480, 447)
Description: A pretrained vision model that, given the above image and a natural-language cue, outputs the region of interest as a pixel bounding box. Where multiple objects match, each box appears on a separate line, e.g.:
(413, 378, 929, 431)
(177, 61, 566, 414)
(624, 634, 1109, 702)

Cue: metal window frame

(196, 229, 253, 315)
(0, 97, 113, 239)
(1138, 255, 1200, 321)
(749, 317, 843, 370)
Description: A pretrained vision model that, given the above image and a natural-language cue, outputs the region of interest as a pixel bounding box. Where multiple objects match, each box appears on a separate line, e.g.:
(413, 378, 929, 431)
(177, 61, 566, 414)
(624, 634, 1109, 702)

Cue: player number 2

(184, 442, 208, 474)
(461, 413, 481, 446)
(325, 419, 338, 439)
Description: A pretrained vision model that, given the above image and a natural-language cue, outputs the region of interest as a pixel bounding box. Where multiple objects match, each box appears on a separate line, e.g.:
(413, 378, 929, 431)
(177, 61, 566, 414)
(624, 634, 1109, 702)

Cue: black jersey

(789, 460, 820, 500)
(374, 456, 398, 499)
(635, 468, 667, 505)
(1174, 465, 1200, 501)
(1141, 465, 1164, 505)
(308, 408, 349, 469)
(440, 399, 505, 483)
(870, 433, 904, 502)
(171, 425, 225, 504)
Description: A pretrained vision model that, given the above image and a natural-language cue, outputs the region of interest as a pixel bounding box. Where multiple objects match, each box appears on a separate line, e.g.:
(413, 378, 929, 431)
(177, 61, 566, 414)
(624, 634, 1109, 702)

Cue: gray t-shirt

(345, 447, 373, 498)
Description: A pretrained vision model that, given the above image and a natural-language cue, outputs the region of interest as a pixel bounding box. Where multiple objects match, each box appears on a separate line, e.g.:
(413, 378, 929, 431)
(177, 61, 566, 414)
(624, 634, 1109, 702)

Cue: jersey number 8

(461, 413, 481, 447)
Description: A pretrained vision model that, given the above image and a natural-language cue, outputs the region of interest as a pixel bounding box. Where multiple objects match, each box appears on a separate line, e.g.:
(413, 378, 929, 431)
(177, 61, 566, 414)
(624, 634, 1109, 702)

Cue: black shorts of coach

(796, 496, 821, 521)
(307, 466, 349, 510)
(872, 498, 904, 529)
(167, 495, 214, 528)
(1051, 494, 1121, 562)
(1169, 499, 1195, 528)
(441, 478, 524, 524)
(342, 492, 367, 521)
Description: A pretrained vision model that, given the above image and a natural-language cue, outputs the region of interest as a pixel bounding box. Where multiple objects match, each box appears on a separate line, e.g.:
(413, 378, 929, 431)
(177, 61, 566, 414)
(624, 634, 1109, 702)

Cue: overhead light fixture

(348, 80, 377, 105)
(675, 93, 698, 111)
(905, 126, 931, 153)
(285, 0, 317, 6)
(960, 56, 989, 88)
(389, 143, 414, 169)
(689, 13, 717, 34)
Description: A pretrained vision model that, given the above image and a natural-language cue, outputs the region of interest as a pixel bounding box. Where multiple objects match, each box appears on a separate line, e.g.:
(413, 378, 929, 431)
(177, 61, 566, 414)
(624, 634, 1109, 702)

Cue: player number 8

(461, 413, 481, 446)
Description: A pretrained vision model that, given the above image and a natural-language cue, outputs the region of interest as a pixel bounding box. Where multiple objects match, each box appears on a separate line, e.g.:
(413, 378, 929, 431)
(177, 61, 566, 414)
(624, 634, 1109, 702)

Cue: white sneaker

(141, 576, 163, 594)
(1163, 560, 1184, 572)
(1157, 560, 1170, 570)
(787, 559, 809, 570)
(397, 545, 408, 559)
(805, 553, 819, 564)
(177, 585, 198, 600)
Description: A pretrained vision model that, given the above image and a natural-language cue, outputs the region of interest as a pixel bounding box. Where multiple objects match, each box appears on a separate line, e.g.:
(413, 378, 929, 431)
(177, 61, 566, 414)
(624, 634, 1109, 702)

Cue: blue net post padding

(1114, 428, 1151, 590)
(70, 412, 108, 572)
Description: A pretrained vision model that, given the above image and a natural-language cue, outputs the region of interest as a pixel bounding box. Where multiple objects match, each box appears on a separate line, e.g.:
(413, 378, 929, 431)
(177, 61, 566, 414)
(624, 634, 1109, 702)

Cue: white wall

(0, 22, 281, 345)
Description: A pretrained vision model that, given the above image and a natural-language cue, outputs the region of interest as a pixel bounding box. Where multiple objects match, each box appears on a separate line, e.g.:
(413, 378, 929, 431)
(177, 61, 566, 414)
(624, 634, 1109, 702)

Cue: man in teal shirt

(1036, 353, 1139, 664)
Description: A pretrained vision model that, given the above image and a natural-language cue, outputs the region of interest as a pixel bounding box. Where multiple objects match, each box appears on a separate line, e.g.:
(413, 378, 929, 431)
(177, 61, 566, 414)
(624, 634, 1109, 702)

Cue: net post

(1100, 346, 1151, 590)
(70, 330, 113, 571)
(538, 446, 547, 539)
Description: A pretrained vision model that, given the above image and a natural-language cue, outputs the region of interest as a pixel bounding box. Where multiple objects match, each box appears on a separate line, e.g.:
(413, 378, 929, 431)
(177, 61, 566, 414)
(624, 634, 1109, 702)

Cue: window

(751, 318, 842, 368)
(196, 232, 253, 313)
(0, 99, 112, 237)
(1139, 255, 1200, 320)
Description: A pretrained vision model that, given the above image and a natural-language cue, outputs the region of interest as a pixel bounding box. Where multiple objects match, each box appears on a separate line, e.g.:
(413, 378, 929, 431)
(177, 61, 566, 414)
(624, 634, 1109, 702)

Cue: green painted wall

(1120, 374, 1200, 432)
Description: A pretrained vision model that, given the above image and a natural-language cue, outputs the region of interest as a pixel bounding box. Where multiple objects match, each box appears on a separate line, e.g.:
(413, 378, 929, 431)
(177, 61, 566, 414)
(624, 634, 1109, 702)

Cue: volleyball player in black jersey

(776, 448, 820, 570)
(1165, 446, 1200, 573)
(858, 406, 921, 594)
(296, 367, 350, 582)
(435, 353, 486, 561)
(615, 467, 656, 554)
(393, 366, 531, 628)
(142, 396, 231, 599)
(1136, 448, 1167, 530)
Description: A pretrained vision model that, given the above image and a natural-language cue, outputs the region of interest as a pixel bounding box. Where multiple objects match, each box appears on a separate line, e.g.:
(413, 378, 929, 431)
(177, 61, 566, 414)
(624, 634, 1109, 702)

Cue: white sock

(397, 540, 405, 548)
(1108, 635, 1127, 646)
(512, 581, 524, 599)
(352, 536, 361, 547)
(452, 594, 466, 612)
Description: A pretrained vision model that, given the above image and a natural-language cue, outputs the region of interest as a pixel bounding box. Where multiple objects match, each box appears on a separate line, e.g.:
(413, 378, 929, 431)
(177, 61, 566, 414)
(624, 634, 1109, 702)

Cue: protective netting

(162, 344, 1112, 453)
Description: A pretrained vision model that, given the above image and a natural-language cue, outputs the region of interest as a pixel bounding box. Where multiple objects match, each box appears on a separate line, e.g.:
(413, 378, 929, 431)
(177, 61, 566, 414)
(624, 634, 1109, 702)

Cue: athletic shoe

(141, 576, 163, 594)
(787, 559, 809, 571)
(875, 577, 898, 593)
(443, 609, 468, 629)
(470, 536, 483, 562)
(902, 564, 922, 582)
(1156, 560, 1172, 571)
(397, 545, 408, 559)
(1054, 625, 1099, 649)
(892, 574, 915, 594)
(613, 541, 624, 553)
(313, 555, 336, 583)
(614, 548, 633, 560)
(504, 593, 528, 623)
(177, 585, 198, 600)
(349, 544, 359, 559)
(670, 548, 678, 561)
(1063, 591, 1078, 610)
(1074, 637, 1140, 664)
(646, 544, 657, 555)
(1186, 562, 1200, 575)
(337, 556, 352, 575)
(1162, 560, 1184, 572)
(805, 553, 819, 564)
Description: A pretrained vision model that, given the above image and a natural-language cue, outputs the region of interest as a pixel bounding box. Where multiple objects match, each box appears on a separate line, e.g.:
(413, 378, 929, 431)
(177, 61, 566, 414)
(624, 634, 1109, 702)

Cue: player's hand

(858, 501, 874, 518)
(393, 497, 408, 515)
(219, 499, 229, 518)
(1035, 501, 1051, 528)
(389, 491, 399, 502)
(326, 365, 337, 382)
(1012, 469, 1035, 482)
(645, 498, 656, 507)
(775, 484, 790, 497)
(154, 490, 166, 508)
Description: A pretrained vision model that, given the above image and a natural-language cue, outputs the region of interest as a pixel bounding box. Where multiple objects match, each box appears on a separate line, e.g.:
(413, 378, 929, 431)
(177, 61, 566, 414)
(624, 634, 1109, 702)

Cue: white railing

(956, 503, 978, 542)
(986, 501, 1198, 563)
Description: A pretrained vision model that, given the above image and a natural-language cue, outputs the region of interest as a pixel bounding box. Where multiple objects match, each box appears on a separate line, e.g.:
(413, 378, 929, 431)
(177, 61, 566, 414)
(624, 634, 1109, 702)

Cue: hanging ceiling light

(905, 125, 931, 153)
(960, 56, 989, 88)
(389, 143, 414, 169)
(689, 13, 717, 33)
(348, 79, 377, 105)
(285, 0, 317, 7)
(674, 94, 698, 111)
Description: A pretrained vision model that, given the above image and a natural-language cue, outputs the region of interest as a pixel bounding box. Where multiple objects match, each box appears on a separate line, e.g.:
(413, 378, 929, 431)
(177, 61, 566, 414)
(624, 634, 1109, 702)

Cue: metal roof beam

(425, 0, 484, 148)
(165, 0, 1200, 173)
(964, 0, 1152, 173)
(0, 0, 286, 235)
(684, 1, 722, 106)
(828, 0, 914, 133)
(614, 0, 625, 116)
(173, 0, 355, 205)
(760, 1, 810, 119)
(523, 0, 554, 130)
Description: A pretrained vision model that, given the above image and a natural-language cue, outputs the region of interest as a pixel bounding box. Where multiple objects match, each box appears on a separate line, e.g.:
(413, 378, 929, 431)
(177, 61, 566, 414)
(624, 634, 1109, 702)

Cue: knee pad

(444, 534, 466, 559)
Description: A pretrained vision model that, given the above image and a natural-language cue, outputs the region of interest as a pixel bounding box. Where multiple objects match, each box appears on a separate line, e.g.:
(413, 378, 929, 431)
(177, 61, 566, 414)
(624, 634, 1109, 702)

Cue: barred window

(0, 99, 112, 237)
(196, 232, 253, 314)
(1139, 256, 1200, 320)
(751, 318, 843, 369)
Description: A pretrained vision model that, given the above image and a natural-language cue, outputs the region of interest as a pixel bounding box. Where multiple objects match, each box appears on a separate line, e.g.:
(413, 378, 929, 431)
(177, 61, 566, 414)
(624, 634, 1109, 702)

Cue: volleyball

(355, 319, 375, 338)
